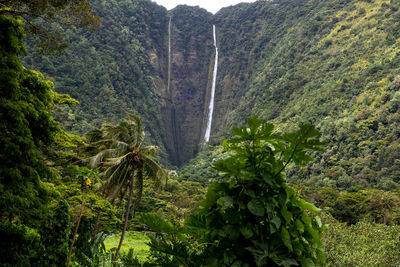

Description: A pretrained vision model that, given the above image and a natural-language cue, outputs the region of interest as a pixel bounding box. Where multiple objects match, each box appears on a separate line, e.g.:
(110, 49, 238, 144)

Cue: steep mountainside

(24, 0, 215, 165)
(24, 0, 169, 158)
(23, 0, 400, 188)
(211, 0, 400, 190)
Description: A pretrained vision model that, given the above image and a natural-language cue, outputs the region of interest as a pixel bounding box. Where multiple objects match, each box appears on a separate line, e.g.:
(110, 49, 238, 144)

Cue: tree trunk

(131, 171, 143, 219)
(113, 172, 135, 262)
(67, 189, 85, 267)
(92, 211, 101, 240)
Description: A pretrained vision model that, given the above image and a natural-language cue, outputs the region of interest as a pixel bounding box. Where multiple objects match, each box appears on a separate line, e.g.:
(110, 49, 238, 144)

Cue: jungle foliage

(2, 0, 400, 266)
(23, 0, 167, 159)
(214, 0, 400, 191)
(21, 0, 400, 189)
(139, 117, 326, 266)
(0, 0, 99, 53)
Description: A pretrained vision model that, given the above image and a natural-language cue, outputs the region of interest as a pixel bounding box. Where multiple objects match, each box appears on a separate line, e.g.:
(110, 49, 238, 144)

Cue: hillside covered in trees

(24, 0, 400, 189)
(2, 0, 400, 266)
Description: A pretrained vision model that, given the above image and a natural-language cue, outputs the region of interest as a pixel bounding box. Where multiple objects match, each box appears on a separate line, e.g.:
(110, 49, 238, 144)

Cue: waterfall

(204, 25, 218, 143)
(167, 17, 171, 92)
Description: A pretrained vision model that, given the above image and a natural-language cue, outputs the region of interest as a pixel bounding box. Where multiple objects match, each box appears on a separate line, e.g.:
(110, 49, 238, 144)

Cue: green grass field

(104, 231, 150, 262)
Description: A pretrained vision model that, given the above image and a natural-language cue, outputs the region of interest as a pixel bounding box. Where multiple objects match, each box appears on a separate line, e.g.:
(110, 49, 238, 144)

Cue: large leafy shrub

(141, 117, 326, 266)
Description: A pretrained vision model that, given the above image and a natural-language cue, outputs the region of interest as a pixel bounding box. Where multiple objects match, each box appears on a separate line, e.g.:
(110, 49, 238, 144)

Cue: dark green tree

(40, 199, 70, 266)
(0, 15, 59, 224)
(141, 117, 326, 266)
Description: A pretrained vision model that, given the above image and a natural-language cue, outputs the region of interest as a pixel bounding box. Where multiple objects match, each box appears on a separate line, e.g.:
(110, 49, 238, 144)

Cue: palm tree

(87, 114, 167, 261)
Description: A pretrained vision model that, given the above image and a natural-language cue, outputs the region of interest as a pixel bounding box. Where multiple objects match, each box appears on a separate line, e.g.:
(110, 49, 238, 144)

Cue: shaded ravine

(168, 16, 180, 162)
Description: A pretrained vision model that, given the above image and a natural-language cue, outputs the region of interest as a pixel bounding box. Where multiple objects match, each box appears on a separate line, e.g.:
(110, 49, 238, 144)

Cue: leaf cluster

(0, 0, 100, 53)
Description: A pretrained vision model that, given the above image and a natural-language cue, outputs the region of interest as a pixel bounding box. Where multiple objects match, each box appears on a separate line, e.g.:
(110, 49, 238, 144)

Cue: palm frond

(103, 152, 131, 167)
(85, 128, 104, 142)
(110, 140, 129, 151)
(143, 157, 168, 190)
(108, 173, 130, 201)
(141, 145, 159, 157)
(89, 148, 119, 168)
(103, 161, 130, 188)
(102, 161, 129, 184)
(126, 113, 145, 146)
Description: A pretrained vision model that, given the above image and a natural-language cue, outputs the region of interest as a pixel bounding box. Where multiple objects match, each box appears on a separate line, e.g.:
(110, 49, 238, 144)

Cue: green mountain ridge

(23, 0, 400, 189)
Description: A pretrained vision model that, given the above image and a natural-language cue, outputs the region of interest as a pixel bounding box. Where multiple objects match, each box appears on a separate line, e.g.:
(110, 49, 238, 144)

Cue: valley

(2, 0, 400, 265)
(22, 0, 400, 191)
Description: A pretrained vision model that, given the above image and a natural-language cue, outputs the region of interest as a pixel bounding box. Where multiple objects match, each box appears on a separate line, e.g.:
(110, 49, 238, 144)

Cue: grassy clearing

(104, 231, 150, 262)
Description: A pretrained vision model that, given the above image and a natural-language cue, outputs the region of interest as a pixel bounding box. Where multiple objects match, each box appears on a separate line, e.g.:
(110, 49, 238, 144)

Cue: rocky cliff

(155, 6, 214, 165)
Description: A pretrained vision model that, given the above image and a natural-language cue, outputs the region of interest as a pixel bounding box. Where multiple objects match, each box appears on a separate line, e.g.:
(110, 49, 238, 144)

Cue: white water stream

(204, 25, 218, 143)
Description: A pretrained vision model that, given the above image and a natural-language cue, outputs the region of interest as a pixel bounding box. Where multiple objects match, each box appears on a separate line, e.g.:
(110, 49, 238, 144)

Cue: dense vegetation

(140, 117, 326, 266)
(23, 0, 168, 162)
(2, 0, 400, 266)
(212, 0, 400, 191)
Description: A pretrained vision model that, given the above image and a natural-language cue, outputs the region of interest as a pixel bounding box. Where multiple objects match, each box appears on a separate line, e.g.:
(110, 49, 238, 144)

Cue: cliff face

(147, 6, 214, 165)
(167, 7, 214, 165)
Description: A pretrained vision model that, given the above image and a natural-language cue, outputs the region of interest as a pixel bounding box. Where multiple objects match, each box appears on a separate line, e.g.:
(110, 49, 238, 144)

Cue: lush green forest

(1, 0, 400, 266)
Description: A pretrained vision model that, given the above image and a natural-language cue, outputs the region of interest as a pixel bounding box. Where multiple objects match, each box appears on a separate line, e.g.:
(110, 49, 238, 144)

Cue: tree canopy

(0, 15, 60, 223)
(0, 0, 99, 52)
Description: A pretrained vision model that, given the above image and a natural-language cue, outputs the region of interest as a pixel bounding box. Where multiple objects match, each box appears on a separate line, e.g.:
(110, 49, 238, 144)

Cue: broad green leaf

(247, 116, 263, 134)
(279, 189, 287, 206)
(232, 261, 245, 267)
(270, 223, 276, 234)
(302, 213, 312, 227)
(299, 199, 321, 213)
(300, 258, 315, 267)
(281, 228, 293, 251)
(265, 202, 273, 217)
(315, 216, 322, 228)
(245, 189, 256, 198)
(260, 123, 274, 139)
(295, 220, 304, 234)
(138, 213, 175, 234)
(281, 258, 299, 267)
(218, 196, 234, 208)
(240, 226, 254, 238)
(281, 208, 292, 223)
(305, 226, 319, 241)
(272, 215, 281, 230)
(248, 199, 265, 217)
(223, 251, 235, 264)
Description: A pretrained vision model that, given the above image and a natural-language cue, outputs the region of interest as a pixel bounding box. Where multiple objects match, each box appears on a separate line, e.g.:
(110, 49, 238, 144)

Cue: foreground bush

(140, 117, 326, 266)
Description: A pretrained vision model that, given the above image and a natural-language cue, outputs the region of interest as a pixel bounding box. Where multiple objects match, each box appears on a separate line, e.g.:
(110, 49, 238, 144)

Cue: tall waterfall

(204, 25, 218, 143)
(167, 17, 171, 92)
